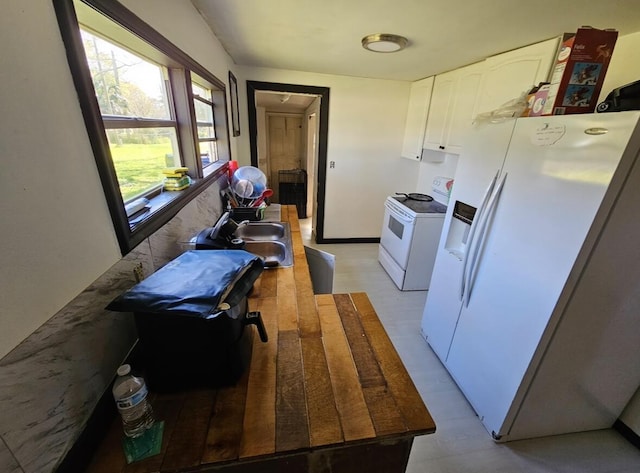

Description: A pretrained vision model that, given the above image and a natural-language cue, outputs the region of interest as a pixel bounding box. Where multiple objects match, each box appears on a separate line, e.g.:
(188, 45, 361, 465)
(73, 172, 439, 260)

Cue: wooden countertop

(87, 206, 435, 472)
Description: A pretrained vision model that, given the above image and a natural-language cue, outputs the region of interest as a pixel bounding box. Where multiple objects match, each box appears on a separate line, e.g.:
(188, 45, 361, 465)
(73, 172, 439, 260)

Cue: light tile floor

(300, 218, 640, 473)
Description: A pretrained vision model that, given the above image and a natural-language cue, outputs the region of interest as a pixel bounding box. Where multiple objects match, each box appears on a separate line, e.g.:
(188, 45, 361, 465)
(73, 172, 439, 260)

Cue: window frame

(53, 0, 231, 255)
(192, 79, 219, 170)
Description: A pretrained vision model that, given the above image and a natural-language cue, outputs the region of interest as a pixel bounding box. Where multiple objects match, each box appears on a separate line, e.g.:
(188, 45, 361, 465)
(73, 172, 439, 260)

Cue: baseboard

(614, 419, 640, 450)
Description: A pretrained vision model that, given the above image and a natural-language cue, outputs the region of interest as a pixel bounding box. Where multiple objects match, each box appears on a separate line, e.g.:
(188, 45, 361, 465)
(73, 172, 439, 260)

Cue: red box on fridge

(542, 27, 618, 115)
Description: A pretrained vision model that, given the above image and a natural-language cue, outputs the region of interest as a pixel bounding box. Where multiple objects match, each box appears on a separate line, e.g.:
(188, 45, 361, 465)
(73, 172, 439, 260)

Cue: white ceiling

(255, 91, 317, 112)
(191, 0, 640, 82)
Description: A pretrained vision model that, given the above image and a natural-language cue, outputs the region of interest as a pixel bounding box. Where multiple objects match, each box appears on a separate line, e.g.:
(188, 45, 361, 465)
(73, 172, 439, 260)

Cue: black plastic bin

(278, 169, 307, 218)
(106, 250, 267, 391)
(229, 206, 264, 222)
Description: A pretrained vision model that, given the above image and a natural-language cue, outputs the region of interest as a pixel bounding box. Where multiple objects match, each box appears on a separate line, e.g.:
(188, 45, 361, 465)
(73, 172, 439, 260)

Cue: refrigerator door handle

(459, 170, 499, 301)
(464, 172, 508, 307)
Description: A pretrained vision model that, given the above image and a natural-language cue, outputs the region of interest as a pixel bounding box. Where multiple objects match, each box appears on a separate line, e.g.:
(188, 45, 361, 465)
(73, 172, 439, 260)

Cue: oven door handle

(384, 201, 413, 225)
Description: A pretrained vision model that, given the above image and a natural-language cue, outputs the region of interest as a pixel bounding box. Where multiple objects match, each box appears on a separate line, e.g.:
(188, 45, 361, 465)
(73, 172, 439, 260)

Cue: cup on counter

(228, 160, 239, 180)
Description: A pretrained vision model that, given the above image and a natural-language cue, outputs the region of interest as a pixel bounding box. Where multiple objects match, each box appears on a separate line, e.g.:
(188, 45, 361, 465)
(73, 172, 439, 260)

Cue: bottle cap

(117, 364, 131, 376)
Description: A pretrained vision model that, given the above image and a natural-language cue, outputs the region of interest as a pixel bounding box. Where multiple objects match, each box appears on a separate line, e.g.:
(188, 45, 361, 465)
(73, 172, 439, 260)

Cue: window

(192, 80, 219, 170)
(81, 29, 181, 202)
(53, 0, 231, 254)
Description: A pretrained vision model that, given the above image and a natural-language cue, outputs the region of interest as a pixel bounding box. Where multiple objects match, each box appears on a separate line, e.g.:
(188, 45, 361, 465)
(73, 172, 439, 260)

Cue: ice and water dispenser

(443, 201, 477, 260)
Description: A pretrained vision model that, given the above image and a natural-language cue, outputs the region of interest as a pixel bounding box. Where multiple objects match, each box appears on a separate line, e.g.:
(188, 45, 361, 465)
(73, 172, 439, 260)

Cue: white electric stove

(378, 176, 453, 290)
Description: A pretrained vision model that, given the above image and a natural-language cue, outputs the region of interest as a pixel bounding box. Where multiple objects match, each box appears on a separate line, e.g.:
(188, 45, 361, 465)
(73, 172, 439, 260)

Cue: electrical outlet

(133, 262, 144, 282)
(329, 161, 335, 168)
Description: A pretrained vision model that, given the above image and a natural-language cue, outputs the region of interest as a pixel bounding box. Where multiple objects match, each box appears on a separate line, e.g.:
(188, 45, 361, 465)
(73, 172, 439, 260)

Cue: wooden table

(86, 206, 435, 472)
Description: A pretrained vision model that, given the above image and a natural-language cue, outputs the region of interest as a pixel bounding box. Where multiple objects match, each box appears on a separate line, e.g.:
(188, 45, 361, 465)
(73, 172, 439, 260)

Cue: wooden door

(268, 114, 303, 202)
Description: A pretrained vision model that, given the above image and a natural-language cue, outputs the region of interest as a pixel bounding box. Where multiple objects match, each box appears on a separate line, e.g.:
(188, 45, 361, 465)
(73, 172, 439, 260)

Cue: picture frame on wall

(229, 71, 240, 137)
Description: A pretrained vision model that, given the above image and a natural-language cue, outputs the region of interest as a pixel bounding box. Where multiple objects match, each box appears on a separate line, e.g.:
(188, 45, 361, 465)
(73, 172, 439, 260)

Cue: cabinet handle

(439, 145, 445, 150)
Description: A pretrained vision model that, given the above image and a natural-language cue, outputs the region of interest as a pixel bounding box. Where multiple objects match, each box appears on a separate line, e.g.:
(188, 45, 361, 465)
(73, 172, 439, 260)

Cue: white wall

(256, 106, 268, 169)
(0, 0, 122, 360)
(416, 153, 460, 198)
(0, 0, 236, 359)
(236, 66, 414, 239)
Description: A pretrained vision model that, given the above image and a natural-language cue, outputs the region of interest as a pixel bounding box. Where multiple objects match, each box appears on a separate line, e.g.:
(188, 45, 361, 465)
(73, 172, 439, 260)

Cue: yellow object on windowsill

(163, 175, 191, 191)
(162, 167, 188, 176)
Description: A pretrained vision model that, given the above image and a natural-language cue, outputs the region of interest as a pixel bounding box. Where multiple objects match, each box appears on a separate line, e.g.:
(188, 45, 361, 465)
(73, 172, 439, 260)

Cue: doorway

(247, 81, 330, 243)
(266, 113, 305, 203)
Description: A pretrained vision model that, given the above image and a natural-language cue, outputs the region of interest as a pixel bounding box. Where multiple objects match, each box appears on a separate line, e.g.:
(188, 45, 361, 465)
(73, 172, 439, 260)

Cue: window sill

(125, 162, 227, 252)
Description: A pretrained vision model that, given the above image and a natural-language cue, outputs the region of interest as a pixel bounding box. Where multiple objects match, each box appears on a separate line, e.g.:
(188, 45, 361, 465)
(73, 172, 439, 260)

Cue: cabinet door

(445, 62, 485, 153)
(476, 37, 560, 115)
(401, 76, 434, 161)
(423, 71, 456, 152)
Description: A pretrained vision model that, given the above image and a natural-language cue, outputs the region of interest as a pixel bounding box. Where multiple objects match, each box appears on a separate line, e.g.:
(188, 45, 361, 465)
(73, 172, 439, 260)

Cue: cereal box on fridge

(541, 27, 618, 115)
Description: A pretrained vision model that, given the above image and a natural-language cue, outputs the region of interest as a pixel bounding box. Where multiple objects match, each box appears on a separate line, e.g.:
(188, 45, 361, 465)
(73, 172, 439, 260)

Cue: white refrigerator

(421, 111, 640, 442)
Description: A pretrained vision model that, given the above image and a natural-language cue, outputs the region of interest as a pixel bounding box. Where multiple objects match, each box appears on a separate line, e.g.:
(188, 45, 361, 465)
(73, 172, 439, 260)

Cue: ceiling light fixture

(361, 33, 409, 53)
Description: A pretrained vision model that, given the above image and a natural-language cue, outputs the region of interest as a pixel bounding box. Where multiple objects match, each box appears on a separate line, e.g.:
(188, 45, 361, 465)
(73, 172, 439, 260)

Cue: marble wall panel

(0, 178, 225, 472)
(0, 439, 23, 473)
(0, 240, 152, 472)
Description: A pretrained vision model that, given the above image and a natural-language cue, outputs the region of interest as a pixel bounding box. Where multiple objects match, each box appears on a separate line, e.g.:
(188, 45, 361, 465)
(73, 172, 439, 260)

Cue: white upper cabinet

(423, 61, 485, 155)
(443, 62, 485, 151)
(476, 37, 560, 116)
(402, 37, 559, 159)
(400, 76, 434, 161)
(422, 71, 456, 153)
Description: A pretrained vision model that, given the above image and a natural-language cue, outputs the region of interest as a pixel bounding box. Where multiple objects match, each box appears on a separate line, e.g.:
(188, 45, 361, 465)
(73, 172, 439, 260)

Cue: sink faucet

(235, 219, 250, 229)
(209, 212, 250, 241)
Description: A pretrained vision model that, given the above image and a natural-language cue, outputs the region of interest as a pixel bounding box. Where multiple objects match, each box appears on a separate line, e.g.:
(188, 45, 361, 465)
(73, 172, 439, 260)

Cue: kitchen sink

(243, 241, 291, 267)
(237, 222, 293, 267)
(192, 214, 293, 267)
(234, 222, 286, 241)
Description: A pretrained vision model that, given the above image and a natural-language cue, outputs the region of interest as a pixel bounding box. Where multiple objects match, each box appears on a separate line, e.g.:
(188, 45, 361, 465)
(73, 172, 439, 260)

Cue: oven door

(380, 198, 416, 269)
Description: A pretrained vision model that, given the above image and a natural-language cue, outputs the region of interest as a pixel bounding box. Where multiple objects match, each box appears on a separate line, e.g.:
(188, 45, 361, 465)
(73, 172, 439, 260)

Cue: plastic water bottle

(112, 364, 155, 437)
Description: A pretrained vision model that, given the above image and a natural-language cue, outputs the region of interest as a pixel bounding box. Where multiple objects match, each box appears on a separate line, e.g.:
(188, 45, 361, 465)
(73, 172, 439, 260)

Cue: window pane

(197, 125, 215, 139)
(192, 81, 218, 172)
(199, 141, 218, 167)
(194, 95, 215, 141)
(107, 128, 180, 201)
(192, 83, 212, 101)
(194, 98, 213, 125)
(81, 29, 171, 120)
